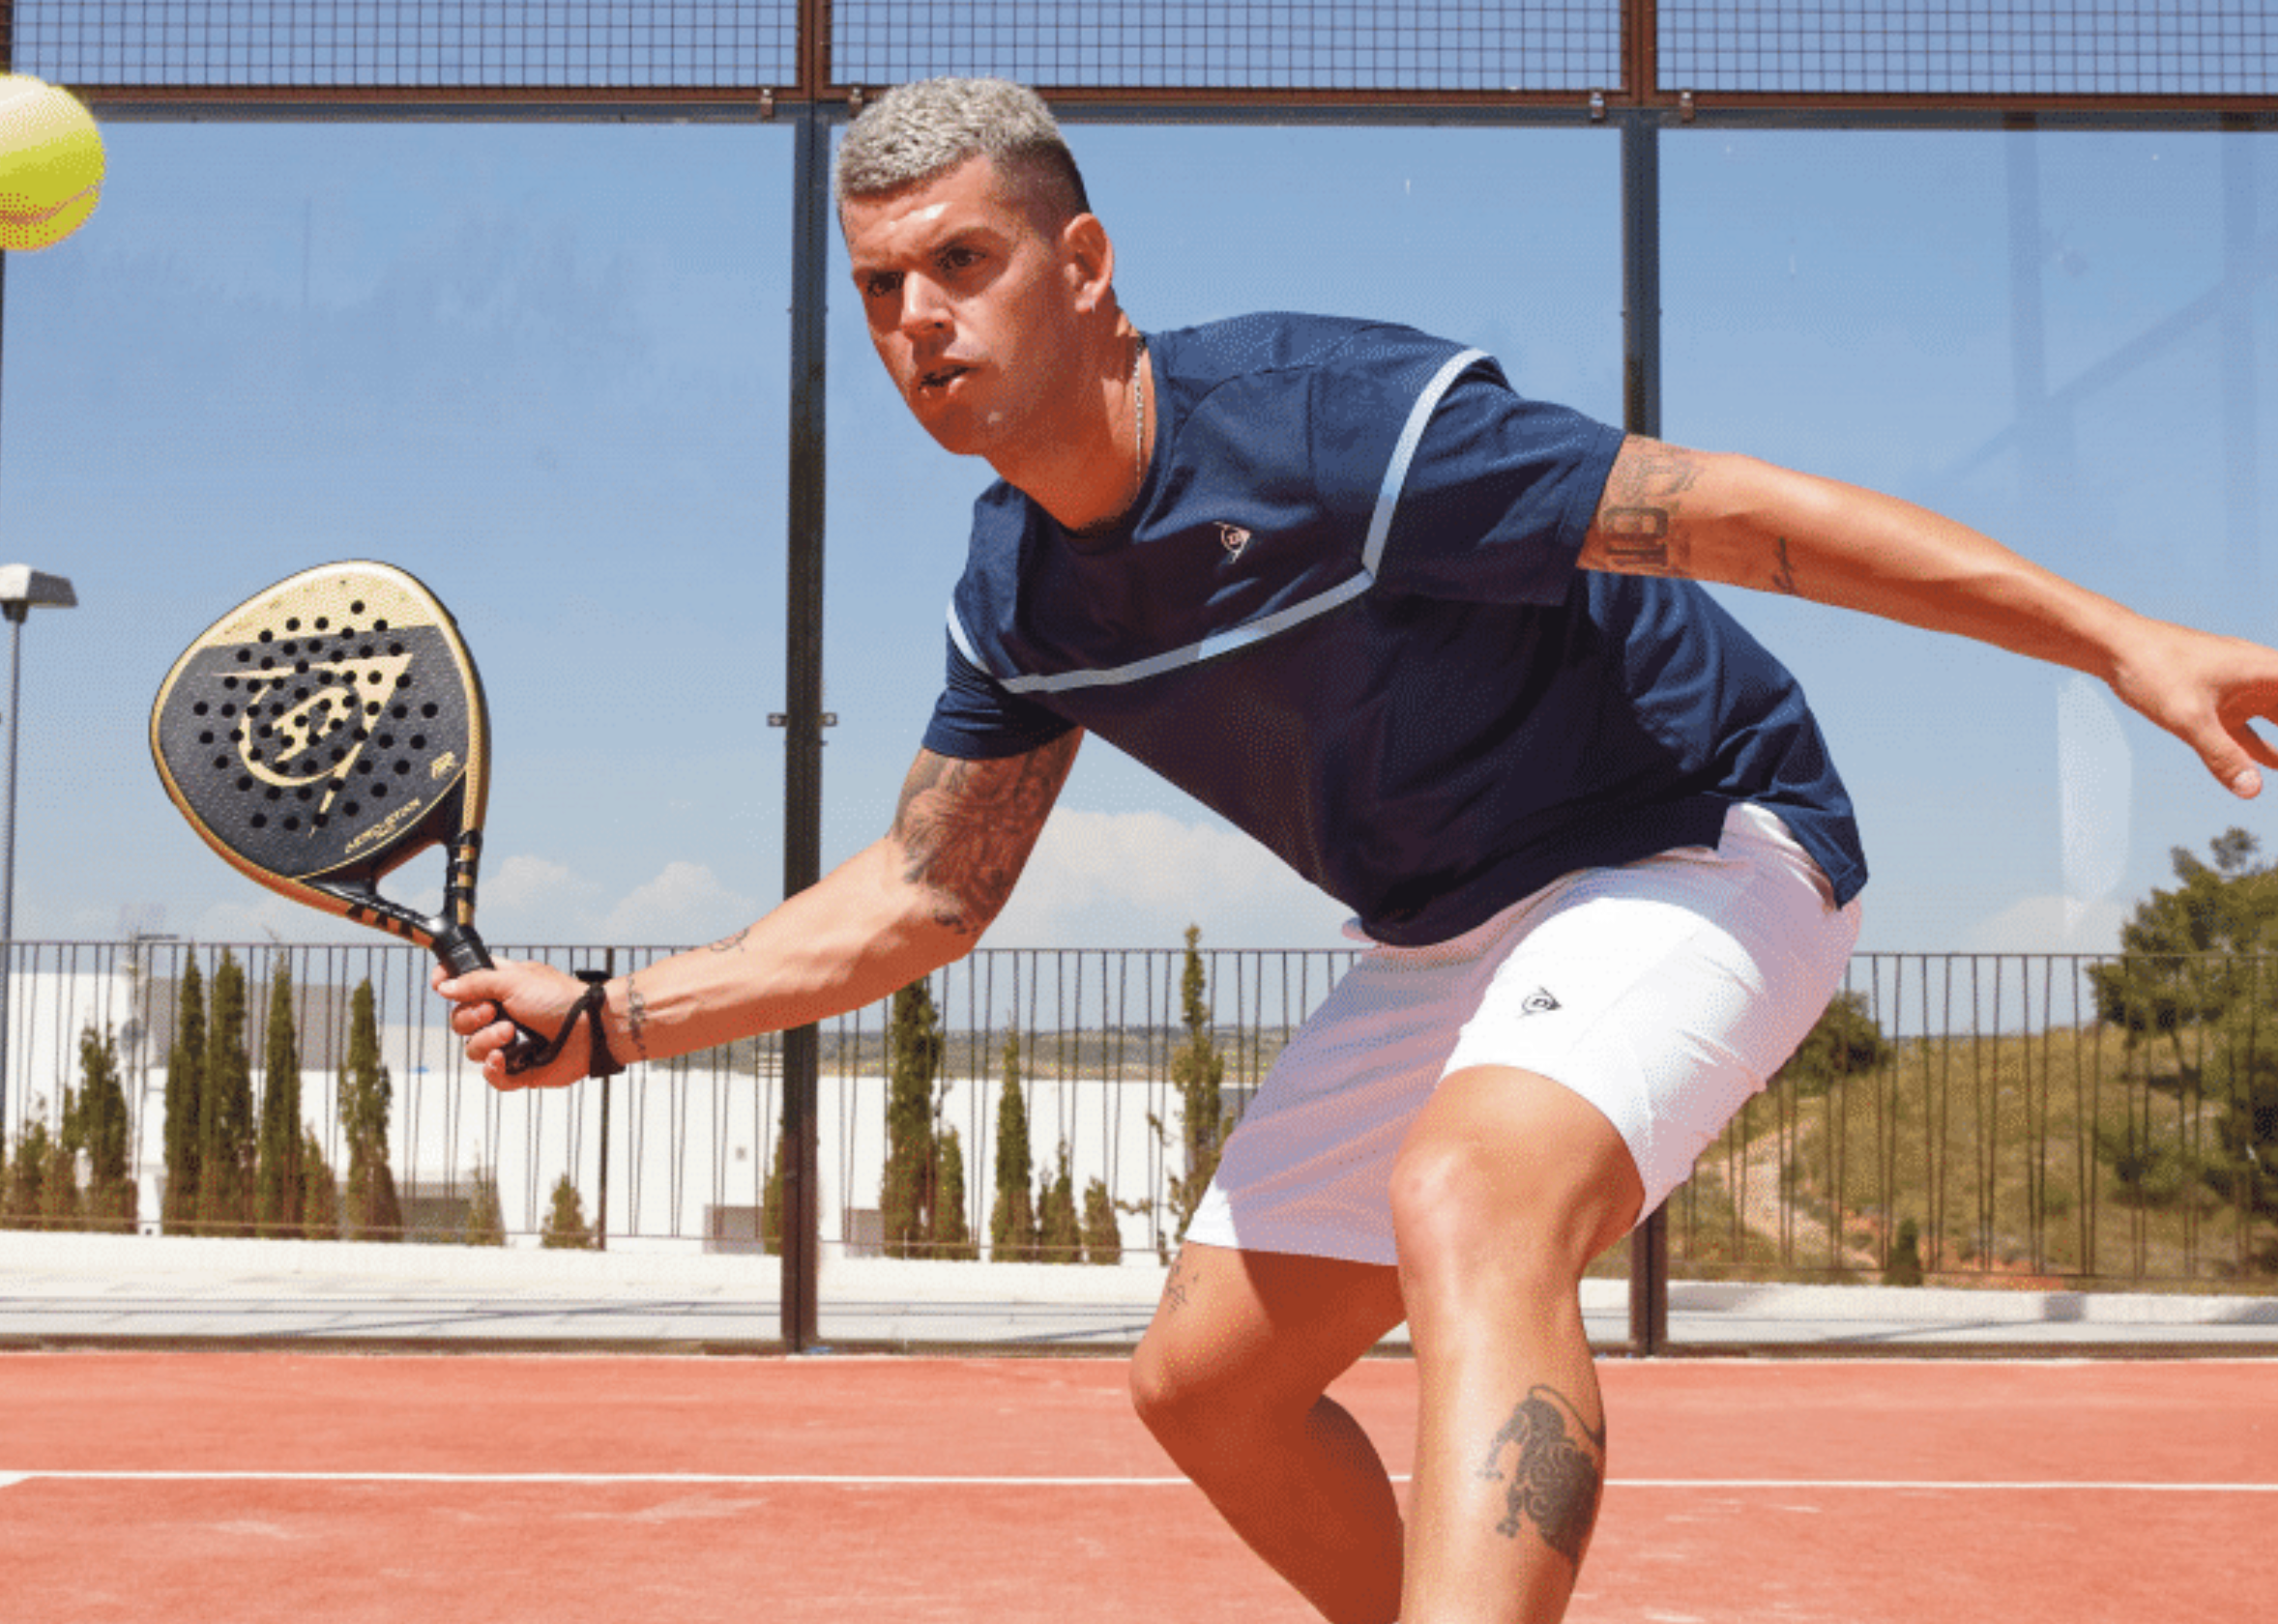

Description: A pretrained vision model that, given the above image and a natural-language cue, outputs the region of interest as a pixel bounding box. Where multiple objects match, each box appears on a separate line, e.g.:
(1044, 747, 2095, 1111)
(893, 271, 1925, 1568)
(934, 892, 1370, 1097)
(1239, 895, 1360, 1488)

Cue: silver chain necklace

(1128, 332, 1149, 512)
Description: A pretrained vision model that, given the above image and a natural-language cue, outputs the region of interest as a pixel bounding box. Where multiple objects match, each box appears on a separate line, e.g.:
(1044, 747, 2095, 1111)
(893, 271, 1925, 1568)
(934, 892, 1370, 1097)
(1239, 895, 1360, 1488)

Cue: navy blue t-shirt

(922, 313, 1866, 947)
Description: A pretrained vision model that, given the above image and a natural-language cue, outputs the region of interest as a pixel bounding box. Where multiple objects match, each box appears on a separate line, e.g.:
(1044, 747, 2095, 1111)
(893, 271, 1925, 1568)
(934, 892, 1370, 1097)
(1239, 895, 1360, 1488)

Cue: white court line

(2, 1470, 2273, 1494)
(1613, 1479, 2278, 1494)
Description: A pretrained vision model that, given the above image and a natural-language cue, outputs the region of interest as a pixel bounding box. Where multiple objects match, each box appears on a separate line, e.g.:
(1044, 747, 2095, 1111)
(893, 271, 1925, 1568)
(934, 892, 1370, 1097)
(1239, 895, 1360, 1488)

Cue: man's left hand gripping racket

(150, 561, 583, 1077)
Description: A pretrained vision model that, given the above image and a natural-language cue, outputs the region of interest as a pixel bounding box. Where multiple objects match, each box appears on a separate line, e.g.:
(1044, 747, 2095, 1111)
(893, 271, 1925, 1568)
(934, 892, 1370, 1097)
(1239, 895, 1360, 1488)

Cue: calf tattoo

(1476, 1385, 1606, 1567)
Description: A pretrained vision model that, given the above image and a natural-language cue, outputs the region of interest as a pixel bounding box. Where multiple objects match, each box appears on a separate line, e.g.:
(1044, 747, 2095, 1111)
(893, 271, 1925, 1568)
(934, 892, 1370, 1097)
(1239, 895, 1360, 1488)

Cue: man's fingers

(2219, 723, 2271, 798)
(2206, 696, 2278, 797)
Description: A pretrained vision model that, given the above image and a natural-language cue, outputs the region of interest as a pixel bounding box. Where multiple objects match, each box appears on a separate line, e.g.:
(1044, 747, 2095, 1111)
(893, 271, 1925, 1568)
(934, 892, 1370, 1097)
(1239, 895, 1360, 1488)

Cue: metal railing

(4, 941, 2271, 1300)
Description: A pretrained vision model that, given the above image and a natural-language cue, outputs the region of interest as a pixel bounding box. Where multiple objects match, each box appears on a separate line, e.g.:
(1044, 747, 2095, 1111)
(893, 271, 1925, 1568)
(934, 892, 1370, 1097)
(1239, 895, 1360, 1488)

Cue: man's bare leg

(1389, 1066, 1645, 1624)
(1129, 1245, 1409, 1624)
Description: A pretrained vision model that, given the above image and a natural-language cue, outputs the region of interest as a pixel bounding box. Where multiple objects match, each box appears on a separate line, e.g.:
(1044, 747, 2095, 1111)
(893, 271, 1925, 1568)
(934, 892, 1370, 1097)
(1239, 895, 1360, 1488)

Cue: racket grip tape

(429, 923, 557, 1076)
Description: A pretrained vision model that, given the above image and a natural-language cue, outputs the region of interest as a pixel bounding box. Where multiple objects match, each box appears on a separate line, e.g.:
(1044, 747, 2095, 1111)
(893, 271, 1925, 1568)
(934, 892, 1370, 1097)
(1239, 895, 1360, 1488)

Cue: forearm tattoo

(1770, 535, 1802, 596)
(891, 735, 1080, 937)
(624, 973, 651, 1060)
(1590, 440, 1701, 577)
(708, 925, 751, 954)
(1476, 1385, 1607, 1568)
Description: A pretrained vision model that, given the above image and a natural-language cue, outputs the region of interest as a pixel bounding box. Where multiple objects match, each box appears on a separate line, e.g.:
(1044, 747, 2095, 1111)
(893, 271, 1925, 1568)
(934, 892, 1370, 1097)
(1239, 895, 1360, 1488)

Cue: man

(439, 79, 2278, 1624)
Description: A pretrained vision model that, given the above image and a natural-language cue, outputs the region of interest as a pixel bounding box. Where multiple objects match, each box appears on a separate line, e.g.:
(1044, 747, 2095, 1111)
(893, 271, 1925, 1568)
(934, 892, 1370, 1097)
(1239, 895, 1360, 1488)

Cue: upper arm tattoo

(890, 733, 1081, 937)
(1586, 437, 1815, 598)
(1581, 436, 1705, 579)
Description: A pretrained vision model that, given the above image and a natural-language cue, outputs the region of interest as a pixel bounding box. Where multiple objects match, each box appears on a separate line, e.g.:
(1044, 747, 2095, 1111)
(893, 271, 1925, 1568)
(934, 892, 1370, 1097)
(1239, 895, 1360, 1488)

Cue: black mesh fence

(1658, 0, 2276, 101)
(10, 1, 800, 88)
(830, 1, 1623, 94)
(15, 2, 2266, 104)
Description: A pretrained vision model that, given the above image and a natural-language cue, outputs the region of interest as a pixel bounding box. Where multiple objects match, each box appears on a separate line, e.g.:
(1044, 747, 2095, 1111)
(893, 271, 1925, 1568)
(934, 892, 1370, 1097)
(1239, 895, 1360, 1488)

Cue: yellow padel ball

(0, 74, 103, 252)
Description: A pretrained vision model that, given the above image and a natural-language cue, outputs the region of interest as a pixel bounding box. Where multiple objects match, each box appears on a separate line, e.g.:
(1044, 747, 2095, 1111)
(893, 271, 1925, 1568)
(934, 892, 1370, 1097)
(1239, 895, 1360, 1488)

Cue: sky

(1, 111, 2274, 962)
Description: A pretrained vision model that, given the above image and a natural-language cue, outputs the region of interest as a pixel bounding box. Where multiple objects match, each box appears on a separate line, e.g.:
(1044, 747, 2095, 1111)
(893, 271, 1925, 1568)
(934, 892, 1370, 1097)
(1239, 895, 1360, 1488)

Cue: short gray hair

(833, 77, 1091, 222)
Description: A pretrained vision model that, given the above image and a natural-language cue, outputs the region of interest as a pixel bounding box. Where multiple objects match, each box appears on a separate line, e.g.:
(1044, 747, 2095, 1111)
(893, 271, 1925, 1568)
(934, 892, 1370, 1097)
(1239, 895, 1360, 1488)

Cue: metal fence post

(778, 94, 831, 1352)
(595, 946, 613, 1250)
(1621, 104, 1671, 1355)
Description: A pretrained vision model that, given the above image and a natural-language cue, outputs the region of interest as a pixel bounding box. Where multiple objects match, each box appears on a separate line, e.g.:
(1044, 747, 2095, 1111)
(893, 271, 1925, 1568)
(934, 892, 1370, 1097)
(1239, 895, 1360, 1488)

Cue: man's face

(842, 156, 1087, 461)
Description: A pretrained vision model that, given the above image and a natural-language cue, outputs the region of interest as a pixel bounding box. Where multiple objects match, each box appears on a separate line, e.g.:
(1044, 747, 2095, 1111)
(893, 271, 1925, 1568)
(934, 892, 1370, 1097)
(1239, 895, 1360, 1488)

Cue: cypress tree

(934, 1125, 977, 1260)
(881, 977, 944, 1257)
(37, 1121, 79, 1232)
(340, 978, 402, 1241)
(300, 1128, 340, 1239)
(462, 1163, 507, 1246)
(1081, 1177, 1122, 1266)
(254, 960, 304, 1236)
(541, 1173, 595, 1249)
(1167, 925, 1229, 1242)
(162, 956, 207, 1233)
(762, 1115, 788, 1255)
(3, 1115, 52, 1228)
(70, 1026, 134, 1232)
(988, 1029, 1037, 1262)
(201, 949, 256, 1236)
(1885, 1218, 1927, 1288)
(1037, 1141, 1080, 1262)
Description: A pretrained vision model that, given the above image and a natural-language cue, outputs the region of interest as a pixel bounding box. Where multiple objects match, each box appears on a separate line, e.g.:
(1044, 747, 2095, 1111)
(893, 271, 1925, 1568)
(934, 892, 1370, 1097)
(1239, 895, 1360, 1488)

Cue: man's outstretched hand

(2109, 619, 2278, 800)
(432, 959, 599, 1091)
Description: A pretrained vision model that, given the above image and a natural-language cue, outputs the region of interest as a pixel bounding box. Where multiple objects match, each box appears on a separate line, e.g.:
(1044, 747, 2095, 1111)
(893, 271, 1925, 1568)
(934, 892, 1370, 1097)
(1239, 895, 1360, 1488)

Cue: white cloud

(482, 853, 605, 925)
(189, 892, 365, 946)
(1962, 892, 2132, 956)
(983, 808, 1352, 949)
(599, 859, 760, 945)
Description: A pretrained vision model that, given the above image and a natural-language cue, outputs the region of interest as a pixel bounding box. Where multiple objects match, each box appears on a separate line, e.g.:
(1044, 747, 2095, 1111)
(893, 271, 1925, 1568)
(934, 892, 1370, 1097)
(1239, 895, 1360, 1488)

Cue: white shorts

(1183, 803, 1862, 1265)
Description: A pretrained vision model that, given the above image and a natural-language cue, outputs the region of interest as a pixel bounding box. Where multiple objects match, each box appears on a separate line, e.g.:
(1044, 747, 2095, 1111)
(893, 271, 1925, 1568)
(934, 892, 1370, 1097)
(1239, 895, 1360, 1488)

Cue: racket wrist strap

(573, 970, 626, 1080)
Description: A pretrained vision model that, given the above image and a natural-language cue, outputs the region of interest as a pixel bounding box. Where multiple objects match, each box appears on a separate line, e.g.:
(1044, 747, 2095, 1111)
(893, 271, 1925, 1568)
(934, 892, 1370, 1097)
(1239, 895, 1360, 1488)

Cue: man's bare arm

(1577, 433, 2278, 798)
(442, 733, 1081, 1088)
(891, 740, 1080, 935)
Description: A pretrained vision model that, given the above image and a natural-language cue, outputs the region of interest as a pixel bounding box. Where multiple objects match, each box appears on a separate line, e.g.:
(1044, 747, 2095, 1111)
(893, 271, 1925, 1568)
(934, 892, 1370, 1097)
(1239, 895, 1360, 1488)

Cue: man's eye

(862, 273, 901, 300)
(940, 246, 981, 273)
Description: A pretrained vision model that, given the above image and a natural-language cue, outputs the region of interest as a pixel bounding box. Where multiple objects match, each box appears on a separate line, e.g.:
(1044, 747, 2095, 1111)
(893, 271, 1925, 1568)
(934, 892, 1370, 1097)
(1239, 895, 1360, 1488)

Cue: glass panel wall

(1663, 128, 2277, 955)
(4, 121, 791, 951)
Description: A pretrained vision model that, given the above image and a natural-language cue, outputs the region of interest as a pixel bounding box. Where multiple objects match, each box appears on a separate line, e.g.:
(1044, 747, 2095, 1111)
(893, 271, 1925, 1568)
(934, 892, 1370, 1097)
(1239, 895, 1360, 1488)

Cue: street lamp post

(0, 565, 78, 1140)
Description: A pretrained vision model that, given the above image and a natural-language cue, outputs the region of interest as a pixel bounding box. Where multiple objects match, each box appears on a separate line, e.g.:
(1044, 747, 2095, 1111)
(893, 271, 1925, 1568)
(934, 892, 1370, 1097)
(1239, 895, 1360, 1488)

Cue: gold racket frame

(150, 561, 494, 955)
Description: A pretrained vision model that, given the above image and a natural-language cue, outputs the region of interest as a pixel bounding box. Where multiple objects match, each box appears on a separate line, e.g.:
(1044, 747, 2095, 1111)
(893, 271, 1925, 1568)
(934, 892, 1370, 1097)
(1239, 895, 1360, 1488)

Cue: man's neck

(994, 319, 1149, 535)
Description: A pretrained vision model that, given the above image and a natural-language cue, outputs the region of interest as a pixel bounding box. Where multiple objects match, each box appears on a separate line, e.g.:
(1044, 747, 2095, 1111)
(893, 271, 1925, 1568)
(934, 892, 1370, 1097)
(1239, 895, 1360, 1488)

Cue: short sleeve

(1368, 362, 1625, 606)
(920, 630, 1079, 761)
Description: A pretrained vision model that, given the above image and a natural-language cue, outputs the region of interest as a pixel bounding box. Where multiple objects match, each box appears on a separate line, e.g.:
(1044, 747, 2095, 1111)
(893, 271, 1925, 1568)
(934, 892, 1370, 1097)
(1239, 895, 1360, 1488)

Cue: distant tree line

(791, 924, 1233, 1264)
(1, 954, 590, 1244)
(2086, 828, 2278, 1217)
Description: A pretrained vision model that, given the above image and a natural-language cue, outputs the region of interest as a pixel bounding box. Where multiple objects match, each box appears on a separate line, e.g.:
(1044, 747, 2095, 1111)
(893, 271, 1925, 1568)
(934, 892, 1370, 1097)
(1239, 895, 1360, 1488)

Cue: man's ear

(1062, 212, 1116, 314)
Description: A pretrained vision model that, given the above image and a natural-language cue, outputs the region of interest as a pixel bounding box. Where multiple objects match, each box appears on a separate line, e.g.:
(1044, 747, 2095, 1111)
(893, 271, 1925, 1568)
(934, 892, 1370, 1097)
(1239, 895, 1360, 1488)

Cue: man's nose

(900, 275, 951, 334)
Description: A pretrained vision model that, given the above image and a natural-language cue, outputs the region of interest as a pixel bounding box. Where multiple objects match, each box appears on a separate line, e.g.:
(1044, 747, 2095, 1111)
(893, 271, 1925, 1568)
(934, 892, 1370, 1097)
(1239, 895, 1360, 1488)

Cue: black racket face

(151, 563, 492, 942)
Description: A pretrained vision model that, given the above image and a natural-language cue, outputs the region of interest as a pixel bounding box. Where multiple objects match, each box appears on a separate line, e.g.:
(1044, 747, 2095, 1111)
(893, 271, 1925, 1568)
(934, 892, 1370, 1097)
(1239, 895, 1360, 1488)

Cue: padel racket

(150, 562, 550, 1071)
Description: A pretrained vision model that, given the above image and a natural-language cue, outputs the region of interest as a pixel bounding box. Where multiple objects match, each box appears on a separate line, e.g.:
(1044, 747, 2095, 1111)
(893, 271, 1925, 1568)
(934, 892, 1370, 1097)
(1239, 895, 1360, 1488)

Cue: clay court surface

(1, 1351, 2269, 1622)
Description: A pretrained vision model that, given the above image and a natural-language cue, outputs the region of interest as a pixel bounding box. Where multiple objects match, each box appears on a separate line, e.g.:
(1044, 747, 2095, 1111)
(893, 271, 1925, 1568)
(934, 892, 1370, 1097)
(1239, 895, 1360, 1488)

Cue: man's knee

(1129, 1245, 1401, 1455)
(1128, 1331, 1212, 1444)
(1388, 1068, 1643, 1291)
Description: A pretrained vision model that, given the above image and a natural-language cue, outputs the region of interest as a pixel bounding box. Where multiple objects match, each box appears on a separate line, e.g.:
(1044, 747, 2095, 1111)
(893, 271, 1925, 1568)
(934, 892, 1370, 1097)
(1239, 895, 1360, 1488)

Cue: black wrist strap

(512, 972, 623, 1079)
(572, 969, 626, 1079)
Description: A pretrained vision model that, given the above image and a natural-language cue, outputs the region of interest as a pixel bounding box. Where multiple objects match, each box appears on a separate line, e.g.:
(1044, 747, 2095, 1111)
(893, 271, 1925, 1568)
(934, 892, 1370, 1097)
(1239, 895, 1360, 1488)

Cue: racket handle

(433, 924, 497, 979)
(430, 923, 554, 1076)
